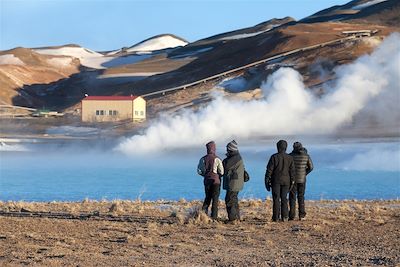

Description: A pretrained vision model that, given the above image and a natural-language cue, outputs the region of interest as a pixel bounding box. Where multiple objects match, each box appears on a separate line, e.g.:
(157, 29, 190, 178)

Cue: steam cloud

(117, 33, 400, 154)
(339, 147, 400, 172)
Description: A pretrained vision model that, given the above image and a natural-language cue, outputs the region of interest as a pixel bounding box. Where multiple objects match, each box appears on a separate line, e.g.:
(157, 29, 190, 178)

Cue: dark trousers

(225, 190, 240, 221)
(202, 183, 220, 219)
(289, 183, 306, 219)
(271, 183, 289, 221)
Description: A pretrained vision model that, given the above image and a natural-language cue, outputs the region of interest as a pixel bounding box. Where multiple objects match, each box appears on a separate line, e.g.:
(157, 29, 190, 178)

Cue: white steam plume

(339, 147, 400, 172)
(117, 33, 400, 154)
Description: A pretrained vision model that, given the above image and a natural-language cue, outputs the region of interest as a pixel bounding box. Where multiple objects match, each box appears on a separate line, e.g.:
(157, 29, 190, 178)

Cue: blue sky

(1, 0, 349, 51)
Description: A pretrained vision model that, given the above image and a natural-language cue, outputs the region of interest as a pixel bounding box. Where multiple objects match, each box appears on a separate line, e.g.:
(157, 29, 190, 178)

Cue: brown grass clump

(169, 210, 185, 224)
(109, 203, 120, 213)
(373, 217, 386, 225)
(338, 203, 352, 213)
(246, 199, 264, 208)
(185, 206, 211, 224)
(214, 234, 226, 242)
(312, 224, 323, 231)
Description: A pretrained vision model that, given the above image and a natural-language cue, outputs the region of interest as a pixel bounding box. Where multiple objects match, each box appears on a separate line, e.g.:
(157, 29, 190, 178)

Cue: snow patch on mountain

(352, 0, 388, 10)
(170, 47, 213, 59)
(47, 57, 73, 67)
(34, 46, 109, 69)
(0, 54, 25, 65)
(34, 46, 150, 69)
(219, 27, 278, 41)
(127, 35, 188, 53)
(101, 54, 151, 68)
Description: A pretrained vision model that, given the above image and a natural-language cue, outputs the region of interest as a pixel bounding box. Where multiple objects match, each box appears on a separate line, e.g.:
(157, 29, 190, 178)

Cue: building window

(113, 110, 118, 116)
(135, 111, 139, 116)
(100, 110, 104, 115)
(96, 110, 100, 116)
(109, 110, 113, 116)
(140, 111, 144, 116)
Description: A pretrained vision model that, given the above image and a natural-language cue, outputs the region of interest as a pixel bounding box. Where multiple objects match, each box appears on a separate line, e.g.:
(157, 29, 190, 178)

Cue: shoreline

(1, 199, 399, 266)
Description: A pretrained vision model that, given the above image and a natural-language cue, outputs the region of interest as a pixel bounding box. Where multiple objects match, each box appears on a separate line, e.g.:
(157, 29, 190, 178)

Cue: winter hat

(226, 140, 238, 153)
(293, 142, 303, 152)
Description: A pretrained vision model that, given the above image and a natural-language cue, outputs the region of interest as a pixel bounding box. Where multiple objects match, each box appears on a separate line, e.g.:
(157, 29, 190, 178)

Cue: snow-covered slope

(126, 34, 188, 54)
(352, 0, 388, 10)
(0, 54, 25, 65)
(34, 46, 151, 69)
(34, 46, 110, 69)
(219, 27, 279, 41)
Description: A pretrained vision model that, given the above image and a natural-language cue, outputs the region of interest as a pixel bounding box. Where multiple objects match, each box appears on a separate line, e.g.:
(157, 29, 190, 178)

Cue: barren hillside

(0, 0, 399, 112)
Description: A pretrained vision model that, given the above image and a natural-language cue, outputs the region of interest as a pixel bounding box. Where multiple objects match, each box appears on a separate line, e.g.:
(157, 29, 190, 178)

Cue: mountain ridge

(0, 0, 399, 112)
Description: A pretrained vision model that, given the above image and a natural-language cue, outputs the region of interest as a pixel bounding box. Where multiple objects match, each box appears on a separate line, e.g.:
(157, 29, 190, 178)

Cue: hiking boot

(282, 217, 289, 222)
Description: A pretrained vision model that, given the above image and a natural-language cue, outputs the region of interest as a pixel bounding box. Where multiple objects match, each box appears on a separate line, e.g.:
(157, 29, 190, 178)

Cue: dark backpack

(244, 170, 250, 182)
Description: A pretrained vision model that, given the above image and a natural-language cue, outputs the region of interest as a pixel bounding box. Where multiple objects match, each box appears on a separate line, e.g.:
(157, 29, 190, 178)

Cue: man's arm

(306, 155, 314, 175)
(197, 157, 205, 176)
(265, 156, 274, 191)
(214, 157, 224, 176)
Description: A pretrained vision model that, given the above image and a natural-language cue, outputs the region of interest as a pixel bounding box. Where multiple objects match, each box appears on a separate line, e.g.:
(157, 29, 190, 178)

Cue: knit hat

(293, 141, 303, 152)
(226, 140, 238, 153)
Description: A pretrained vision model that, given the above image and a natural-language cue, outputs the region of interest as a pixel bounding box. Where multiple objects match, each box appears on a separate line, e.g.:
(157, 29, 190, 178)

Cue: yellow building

(81, 95, 146, 122)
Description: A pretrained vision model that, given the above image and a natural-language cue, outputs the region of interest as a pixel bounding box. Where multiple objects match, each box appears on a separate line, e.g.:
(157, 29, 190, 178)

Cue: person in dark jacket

(289, 142, 313, 220)
(265, 140, 295, 222)
(197, 141, 224, 219)
(222, 140, 245, 223)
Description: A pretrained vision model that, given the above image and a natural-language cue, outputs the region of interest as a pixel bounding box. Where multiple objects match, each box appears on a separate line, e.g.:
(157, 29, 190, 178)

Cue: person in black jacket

(289, 142, 313, 220)
(265, 140, 295, 222)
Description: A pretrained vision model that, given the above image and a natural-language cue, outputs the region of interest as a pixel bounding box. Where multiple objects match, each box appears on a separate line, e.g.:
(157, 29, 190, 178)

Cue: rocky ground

(0, 199, 399, 266)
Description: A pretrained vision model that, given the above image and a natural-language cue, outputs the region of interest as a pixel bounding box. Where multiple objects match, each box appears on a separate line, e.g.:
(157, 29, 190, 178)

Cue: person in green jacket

(222, 140, 246, 223)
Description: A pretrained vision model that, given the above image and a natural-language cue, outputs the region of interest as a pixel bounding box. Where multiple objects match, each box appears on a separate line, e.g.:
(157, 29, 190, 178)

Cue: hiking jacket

(197, 143, 224, 185)
(222, 151, 245, 192)
(290, 148, 313, 183)
(265, 151, 295, 186)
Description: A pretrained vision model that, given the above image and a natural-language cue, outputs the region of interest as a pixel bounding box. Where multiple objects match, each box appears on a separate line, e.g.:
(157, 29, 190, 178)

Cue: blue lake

(0, 140, 399, 201)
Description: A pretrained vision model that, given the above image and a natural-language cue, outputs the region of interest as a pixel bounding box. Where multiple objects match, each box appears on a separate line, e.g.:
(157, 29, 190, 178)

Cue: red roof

(82, 95, 138, 101)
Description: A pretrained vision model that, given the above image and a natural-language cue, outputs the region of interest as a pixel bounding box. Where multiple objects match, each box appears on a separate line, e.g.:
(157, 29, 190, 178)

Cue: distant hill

(0, 0, 398, 111)
(300, 0, 399, 24)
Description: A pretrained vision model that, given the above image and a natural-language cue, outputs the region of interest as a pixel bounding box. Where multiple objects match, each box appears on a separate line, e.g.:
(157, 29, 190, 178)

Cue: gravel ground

(0, 199, 399, 266)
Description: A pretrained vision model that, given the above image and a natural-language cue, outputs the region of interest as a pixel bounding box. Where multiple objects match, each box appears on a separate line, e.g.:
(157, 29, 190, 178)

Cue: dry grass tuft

(214, 234, 226, 242)
(246, 199, 264, 208)
(169, 210, 185, 224)
(338, 203, 352, 213)
(373, 217, 386, 225)
(185, 206, 211, 224)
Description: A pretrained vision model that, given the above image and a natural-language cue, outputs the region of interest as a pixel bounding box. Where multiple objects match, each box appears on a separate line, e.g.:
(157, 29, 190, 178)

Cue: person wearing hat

(289, 142, 313, 220)
(197, 141, 224, 220)
(265, 140, 295, 222)
(222, 140, 246, 223)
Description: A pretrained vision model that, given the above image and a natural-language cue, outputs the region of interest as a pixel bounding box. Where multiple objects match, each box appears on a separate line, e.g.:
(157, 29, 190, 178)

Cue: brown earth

(0, 48, 80, 106)
(0, 200, 399, 266)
